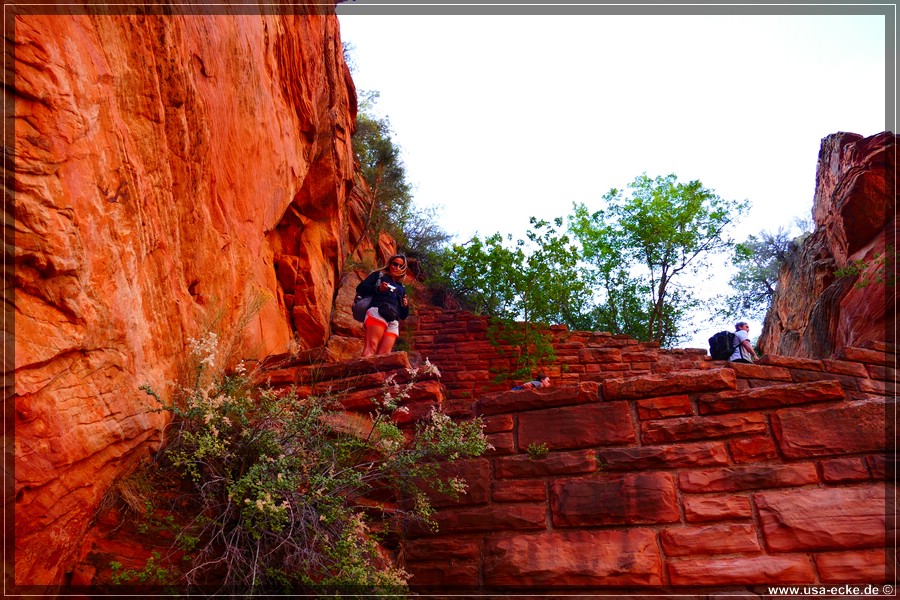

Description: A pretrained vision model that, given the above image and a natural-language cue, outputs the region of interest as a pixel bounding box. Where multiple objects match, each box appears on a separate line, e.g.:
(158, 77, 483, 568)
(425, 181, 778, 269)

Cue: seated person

(511, 374, 551, 390)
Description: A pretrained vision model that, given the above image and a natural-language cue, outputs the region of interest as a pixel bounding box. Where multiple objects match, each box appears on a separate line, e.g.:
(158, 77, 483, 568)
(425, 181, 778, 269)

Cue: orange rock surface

(13, 9, 370, 585)
(759, 131, 896, 358)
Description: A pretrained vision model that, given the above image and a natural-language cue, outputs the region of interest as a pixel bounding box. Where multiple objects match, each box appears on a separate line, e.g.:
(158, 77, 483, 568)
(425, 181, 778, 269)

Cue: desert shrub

(129, 332, 489, 595)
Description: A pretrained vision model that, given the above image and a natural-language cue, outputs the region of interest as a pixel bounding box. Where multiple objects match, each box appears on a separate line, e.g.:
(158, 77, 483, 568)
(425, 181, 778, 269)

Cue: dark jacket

(356, 270, 409, 321)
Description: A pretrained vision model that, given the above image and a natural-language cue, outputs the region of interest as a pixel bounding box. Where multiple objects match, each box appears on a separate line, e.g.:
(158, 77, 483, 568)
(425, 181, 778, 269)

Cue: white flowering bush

(132, 334, 489, 595)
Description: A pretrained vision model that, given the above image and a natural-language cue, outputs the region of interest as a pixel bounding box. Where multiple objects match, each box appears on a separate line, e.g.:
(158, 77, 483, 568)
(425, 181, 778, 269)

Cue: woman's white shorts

(364, 306, 399, 338)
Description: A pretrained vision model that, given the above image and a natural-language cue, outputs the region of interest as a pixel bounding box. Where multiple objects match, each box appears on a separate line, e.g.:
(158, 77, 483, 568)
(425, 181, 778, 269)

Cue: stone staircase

(69, 312, 895, 593)
(393, 309, 896, 593)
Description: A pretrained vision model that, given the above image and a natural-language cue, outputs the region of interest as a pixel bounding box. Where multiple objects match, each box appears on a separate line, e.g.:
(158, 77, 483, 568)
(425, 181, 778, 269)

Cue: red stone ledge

(475, 382, 600, 415)
(603, 368, 737, 401)
(696, 380, 846, 414)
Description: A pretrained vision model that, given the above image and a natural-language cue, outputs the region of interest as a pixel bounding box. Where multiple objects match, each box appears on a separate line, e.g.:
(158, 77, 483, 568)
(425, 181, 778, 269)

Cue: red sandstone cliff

(758, 131, 896, 358)
(12, 8, 377, 586)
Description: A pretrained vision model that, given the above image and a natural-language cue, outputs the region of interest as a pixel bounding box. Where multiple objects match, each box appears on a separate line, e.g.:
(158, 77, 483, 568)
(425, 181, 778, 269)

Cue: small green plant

(526, 442, 550, 460)
(109, 552, 175, 586)
(132, 326, 490, 595)
(834, 245, 896, 288)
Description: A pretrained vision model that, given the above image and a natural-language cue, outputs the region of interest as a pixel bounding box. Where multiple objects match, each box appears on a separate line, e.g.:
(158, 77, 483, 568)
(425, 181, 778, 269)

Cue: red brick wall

(403, 305, 895, 593)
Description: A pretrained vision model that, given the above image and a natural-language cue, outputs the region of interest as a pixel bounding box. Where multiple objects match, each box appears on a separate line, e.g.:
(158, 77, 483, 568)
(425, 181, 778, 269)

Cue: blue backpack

(708, 330, 737, 360)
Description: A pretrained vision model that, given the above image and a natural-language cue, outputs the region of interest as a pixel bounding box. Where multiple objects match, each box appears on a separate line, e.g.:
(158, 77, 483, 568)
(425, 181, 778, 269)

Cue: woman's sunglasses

(390, 261, 406, 268)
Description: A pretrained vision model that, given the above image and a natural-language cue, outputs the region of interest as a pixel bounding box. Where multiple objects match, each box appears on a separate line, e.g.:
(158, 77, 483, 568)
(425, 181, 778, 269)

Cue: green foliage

(571, 173, 749, 346)
(434, 218, 590, 380)
(353, 91, 414, 251)
(720, 225, 808, 319)
(431, 173, 746, 360)
(109, 552, 176, 587)
(131, 332, 489, 595)
(526, 443, 549, 460)
(351, 90, 452, 271)
(834, 245, 896, 288)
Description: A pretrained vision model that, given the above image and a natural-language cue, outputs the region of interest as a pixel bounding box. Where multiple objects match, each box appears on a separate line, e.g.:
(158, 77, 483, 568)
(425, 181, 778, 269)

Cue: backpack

(351, 272, 383, 322)
(708, 330, 737, 360)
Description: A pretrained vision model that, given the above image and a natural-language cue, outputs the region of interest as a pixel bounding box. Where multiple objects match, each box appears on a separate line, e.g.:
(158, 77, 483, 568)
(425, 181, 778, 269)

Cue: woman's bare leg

(362, 323, 383, 357)
(376, 333, 397, 355)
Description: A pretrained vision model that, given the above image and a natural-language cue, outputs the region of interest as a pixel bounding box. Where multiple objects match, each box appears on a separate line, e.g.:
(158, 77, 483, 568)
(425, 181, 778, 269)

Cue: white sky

(335, 7, 890, 347)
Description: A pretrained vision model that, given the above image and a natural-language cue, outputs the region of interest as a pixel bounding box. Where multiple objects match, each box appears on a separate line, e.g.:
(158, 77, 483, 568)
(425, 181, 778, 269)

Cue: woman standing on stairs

(358, 254, 410, 357)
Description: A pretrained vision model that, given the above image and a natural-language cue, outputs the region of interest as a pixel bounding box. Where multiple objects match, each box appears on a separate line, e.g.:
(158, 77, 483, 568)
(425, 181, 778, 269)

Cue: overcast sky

(335, 6, 889, 346)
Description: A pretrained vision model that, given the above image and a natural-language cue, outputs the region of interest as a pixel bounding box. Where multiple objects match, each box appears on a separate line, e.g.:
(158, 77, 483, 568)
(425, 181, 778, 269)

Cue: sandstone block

(642, 413, 767, 445)
(822, 359, 871, 377)
(492, 480, 547, 503)
(697, 380, 845, 414)
(485, 432, 516, 455)
(866, 454, 889, 479)
(403, 537, 480, 561)
(622, 351, 659, 363)
(287, 352, 412, 383)
(603, 368, 737, 401)
(579, 347, 623, 363)
(837, 346, 891, 365)
(682, 494, 753, 522)
(814, 549, 891, 583)
(819, 457, 871, 483)
(660, 523, 761, 556)
(667, 554, 816, 585)
(484, 529, 663, 587)
(772, 397, 887, 458)
(728, 436, 779, 463)
(427, 504, 546, 535)
(858, 378, 889, 394)
(865, 363, 896, 381)
(599, 442, 729, 471)
(426, 459, 491, 508)
(405, 559, 480, 589)
(757, 355, 825, 371)
(476, 382, 600, 416)
(482, 414, 514, 433)
(861, 340, 898, 353)
(495, 449, 598, 479)
(788, 369, 859, 390)
(754, 485, 887, 551)
(551, 472, 680, 526)
(517, 402, 635, 451)
(678, 463, 818, 492)
(725, 362, 793, 381)
(636, 394, 692, 419)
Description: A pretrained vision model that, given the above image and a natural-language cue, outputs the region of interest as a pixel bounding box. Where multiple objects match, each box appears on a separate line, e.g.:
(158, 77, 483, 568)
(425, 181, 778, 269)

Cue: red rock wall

(758, 131, 896, 358)
(12, 8, 369, 586)
(404, 308, 895, 592)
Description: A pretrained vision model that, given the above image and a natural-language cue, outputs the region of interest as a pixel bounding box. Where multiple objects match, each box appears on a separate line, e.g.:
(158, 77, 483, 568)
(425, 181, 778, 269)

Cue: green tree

(570, 173, 749, 346)
(721, 227, 795, 318)
(351, 90, 413, 254)
(437, 218, 590, 380)
(350, 90, 452, 272)
(720, 218, 812, 319)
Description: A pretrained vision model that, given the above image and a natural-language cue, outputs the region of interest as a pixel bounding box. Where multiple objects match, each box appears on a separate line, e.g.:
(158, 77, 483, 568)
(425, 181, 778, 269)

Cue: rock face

(758, 131, 896, 358)
(12, 8, 374, 586)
